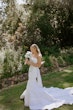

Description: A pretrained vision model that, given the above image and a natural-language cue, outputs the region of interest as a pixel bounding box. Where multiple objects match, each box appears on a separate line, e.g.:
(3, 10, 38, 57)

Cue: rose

(25, 51, 32, 60)
(25, 51, 32, 64)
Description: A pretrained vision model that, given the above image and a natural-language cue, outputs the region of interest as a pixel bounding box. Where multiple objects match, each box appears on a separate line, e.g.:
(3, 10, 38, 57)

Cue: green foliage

(21, 64, 28, 73)
(63, 54, 73, 65)
(1, 0, 73, 49)
(36, 13, 54, 47)
(26, 0, 73, 49)
(2, 51, 14, 78)
(48, 45, 60, 57)
(26, 1, 59, 48)
(58, 48, 73, 65)
(57, 56, 66, 67)
(43, 55, 52, 69)
(2, 0, 19, 34)
(1, 48, 22, 79)
(21, 45, 29, 74)
(56, 8, 73, 47)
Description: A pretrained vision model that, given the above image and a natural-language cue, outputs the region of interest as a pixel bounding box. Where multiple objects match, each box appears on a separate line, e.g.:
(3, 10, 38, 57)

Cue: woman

(20, 44, 73, 110)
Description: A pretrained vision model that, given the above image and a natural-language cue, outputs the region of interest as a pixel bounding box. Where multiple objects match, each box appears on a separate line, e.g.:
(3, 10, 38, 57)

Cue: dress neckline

(32, 54, 37, 59)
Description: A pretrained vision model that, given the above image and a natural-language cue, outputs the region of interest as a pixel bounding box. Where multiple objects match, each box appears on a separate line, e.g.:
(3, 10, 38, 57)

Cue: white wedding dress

(20, 56, 73, 110)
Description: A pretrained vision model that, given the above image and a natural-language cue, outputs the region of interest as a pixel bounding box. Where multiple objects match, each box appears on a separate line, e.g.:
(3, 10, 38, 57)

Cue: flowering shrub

(0, 47, 26, 79)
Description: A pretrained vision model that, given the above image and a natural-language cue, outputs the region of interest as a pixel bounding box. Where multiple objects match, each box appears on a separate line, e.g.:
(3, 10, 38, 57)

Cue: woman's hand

(25, 59, 28, 65)
(25, 59, 31, 65)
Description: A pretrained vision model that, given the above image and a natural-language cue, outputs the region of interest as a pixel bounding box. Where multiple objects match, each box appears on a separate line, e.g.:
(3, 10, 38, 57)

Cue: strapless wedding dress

(20, 56, 73, 110)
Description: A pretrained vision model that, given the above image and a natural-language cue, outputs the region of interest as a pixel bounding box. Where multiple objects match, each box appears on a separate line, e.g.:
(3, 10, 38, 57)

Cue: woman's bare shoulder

(37, 55, 42, 61)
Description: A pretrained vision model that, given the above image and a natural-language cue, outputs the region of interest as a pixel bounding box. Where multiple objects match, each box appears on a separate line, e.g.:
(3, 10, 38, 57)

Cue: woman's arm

(26, 56, 42, 68)
(24, 58, 29, 64)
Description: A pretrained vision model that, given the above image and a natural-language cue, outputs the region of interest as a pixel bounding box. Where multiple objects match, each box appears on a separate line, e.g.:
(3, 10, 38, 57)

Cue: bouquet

(25, 51, 32, 64)
(25, 51, 32, 59)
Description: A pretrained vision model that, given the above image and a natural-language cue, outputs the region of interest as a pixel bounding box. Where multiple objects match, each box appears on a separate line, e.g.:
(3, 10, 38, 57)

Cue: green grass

(0, 66, 73, 110)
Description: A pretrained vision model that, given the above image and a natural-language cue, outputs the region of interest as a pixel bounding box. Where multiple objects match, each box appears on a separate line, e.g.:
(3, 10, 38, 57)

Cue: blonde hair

(31, 44, 42, 57)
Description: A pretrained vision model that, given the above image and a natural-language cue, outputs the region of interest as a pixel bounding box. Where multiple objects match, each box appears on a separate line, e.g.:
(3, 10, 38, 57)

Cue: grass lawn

(0, 66, 73, 110)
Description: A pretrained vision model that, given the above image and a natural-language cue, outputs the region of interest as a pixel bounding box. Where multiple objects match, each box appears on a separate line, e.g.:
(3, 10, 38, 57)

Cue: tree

(1, 0, 20, 34)
(25, 0, 60, 53)
(26, 0, 73, 51)
(55, 2, 73, 47)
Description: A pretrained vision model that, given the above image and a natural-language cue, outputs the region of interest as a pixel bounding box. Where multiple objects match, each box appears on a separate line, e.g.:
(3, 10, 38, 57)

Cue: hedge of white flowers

(0, 46, 23, 78)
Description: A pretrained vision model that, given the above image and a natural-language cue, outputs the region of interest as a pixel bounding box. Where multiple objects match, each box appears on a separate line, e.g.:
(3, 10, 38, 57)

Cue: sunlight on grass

(62, 65, 73, 73)
(66, 65, 73, 71)
(0, 104, 5, 110)
(63, 69, 72, 73)
(63, 82, 71, 88)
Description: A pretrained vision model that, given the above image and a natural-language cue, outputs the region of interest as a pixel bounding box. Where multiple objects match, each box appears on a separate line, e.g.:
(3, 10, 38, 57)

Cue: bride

(20, 44, 73, 110)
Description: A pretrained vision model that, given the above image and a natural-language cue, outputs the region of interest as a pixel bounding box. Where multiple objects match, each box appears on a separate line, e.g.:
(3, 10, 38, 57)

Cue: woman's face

(30, 46, 36, 54)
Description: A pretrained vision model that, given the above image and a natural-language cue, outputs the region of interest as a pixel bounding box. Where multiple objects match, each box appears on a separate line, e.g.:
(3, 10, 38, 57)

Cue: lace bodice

(30, 56, 37, 64)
